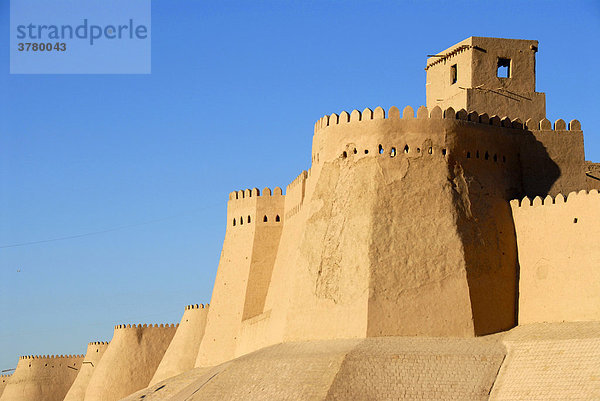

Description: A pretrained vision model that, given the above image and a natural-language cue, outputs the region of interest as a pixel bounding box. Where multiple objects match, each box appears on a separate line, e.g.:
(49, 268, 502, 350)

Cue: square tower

(426, 37, 546, 121)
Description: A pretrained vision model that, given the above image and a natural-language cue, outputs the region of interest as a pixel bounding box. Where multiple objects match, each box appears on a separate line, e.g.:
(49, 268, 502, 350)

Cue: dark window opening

(476, 151, 480, 159)
(275, 215, 281, 222)
(404, 145, 409, 153)
(416, 148, 421, 153)
(248, 215, 251, 223)
(240, 216, 243, 225)
(353, 148, 357, 154)
(493, 154, 498, 162)
(428, 147, 433, 154)
(467, 152, 471, 158)
(233, 218, 236, 226)
(364, 149, 369, 154)
(390, 147, 396, 157)
(497, 58, 511, 78)
(263, 215, 268, 222)
(502, 156, 506, 163)
(342, 151, 347, 158)
(378, 144, 384, 154)
(442, 149, 447, 156)
(573, 218, 578, 224)
(485, 151, 489, 160)
(450, 64, 457, 84)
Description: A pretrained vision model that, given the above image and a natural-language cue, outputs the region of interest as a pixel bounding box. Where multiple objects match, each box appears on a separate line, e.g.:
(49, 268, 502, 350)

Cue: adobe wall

(63, 342, 109, 401)
(235, 170, 316, 357)
(520, 118, 586, 197)
(150, 304, 208, 386)
(0, 354, 83, 401)
(195, 188, 284, 367)
(233, 104, 589, 359)
(83, 323, 176, 401)
(0, 375, 10, 398)
(587, 161, 600, 190)
(307, 106, 523, 338)
(511, 190, 600, 324)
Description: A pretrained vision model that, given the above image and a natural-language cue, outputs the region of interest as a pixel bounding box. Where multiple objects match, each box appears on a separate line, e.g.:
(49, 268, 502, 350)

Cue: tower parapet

(63, 341, 110, 401)
(150, 303, 210, 386)
(83, 323, 176, 401)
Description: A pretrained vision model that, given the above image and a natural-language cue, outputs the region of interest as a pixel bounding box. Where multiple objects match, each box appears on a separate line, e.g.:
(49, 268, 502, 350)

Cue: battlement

(511, 189, 599, 208)
(88, 341, 109, 346)
(114, 323, 178, 330)
(19, 354, 84, 360)
(287, 170, 308, 191)
(315, 105, 580, 134)
(185, 303, 208, 310)
(228, 187, 283, 201)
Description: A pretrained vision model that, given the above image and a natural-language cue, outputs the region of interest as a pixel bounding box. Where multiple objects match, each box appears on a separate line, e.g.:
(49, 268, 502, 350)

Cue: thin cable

(0, 204, 222, 249)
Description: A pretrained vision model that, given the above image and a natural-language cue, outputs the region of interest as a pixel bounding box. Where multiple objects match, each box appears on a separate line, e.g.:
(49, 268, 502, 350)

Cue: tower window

(497, 58, 511, 78)
(450, 64, 457, 84)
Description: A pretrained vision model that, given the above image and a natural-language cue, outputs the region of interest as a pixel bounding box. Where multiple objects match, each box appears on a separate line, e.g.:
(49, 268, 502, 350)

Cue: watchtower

(425, 37, 546, 121)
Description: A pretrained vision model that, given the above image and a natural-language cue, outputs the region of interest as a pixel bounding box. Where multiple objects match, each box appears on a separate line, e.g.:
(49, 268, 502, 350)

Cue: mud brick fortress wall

(511, 190, 600, 324)
(0, 355, 84, 401)
(195, 36, 598, 369)
(2, 36, 599, 401)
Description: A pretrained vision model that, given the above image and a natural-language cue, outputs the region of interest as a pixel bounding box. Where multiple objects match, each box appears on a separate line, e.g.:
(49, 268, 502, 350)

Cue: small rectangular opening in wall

(497, 58, 511, 78)
(450, 64, 457, 84)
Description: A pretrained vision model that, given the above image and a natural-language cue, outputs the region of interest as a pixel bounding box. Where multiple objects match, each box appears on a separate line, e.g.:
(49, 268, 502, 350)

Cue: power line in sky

(0, 205, 220, 249)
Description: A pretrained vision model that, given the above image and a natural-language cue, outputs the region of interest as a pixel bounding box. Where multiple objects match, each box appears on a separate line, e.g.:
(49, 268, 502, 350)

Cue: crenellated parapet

(19, 354, 84, 360)
(185, 303, 208, 310)
(310, 104, 586, 198)
(315, 105, 580, 134)
(511, 189, 599, 208)
(285, 170, 310, 220)
(228, 186, 283, 200)
(88, 341, 109, 346)
(114, 323, 178, 329)
(227, 186, 285, 229)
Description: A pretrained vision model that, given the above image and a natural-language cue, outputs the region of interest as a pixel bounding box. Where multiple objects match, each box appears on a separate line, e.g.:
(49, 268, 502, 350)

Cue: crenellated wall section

(195, 187, 285, 367)
(0, 354, 84, 401)
(150, 304, 209, 386)
(83, 323, 176, 401)
(63, 342, 109, 401)
(202, 104, 591, 365)
(511, 190, 600, 324)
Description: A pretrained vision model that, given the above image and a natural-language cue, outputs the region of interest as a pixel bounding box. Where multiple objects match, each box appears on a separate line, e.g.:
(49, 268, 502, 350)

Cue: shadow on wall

(462, 127, 560, 336)
(518, 130, 561, 199)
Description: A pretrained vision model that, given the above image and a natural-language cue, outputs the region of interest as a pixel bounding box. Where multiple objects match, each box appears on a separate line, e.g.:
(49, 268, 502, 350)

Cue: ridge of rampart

(114, 323, 178, 329)
(19, 354, 84, 360)
(511, 189, 599, 208)
(314, 105, 580, 134)
(88, 341, 109, 346)
(228, 187, 284, 201)
(185, 303, 208, 310)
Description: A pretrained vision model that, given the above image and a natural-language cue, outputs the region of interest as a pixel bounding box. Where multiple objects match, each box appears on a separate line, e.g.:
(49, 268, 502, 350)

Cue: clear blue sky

(1, 0, 599, 370)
